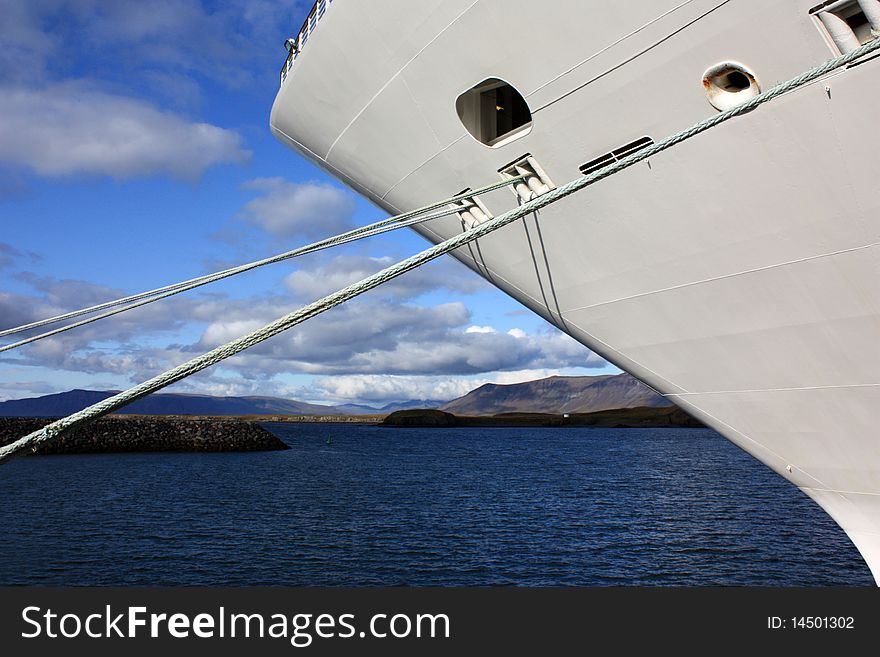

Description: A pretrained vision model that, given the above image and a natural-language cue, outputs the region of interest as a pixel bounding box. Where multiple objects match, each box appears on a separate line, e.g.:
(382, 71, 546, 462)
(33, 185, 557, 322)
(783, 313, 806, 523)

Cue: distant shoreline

(2, 405, 704, 429)
(380, 406, 703, 429)
(0, 405, 704, 457)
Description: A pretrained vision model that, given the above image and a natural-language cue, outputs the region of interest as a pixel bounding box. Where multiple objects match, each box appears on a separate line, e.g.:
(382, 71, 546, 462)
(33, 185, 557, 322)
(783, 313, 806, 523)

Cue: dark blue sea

(0, 425, 873, 586)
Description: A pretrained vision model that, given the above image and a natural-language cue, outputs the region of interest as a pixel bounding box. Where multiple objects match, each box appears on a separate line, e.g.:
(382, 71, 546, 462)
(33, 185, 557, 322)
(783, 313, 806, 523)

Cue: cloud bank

(0, 84, 250, 180)
(239, 178, 356, 238)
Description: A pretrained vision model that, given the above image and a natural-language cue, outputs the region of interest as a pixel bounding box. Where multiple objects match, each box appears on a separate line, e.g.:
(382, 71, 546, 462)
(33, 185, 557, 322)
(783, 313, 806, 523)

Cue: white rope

(2, 36, 878, 463)
(0, 204, 470, 354)
(0, 175, 525, 344)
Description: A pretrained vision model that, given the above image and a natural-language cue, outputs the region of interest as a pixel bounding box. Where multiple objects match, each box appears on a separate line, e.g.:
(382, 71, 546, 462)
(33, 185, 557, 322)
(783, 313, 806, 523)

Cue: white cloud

(0, 379, 57, 402)
(200, 319, 266, 346)
(164, 372, 287, 399)
(0, 1, 613, 408)
(284, 254, 484, 301)
(0, 276, 607, 402)
(0, 0, 54, 83)
(0, 260, 605, 403)
(79, 0, 305, 89)
(0, 0, 304, 89)
(0, 243, 22, 269)
(306, 375, 478, 405)
(0, 83, 249, 180)
(191, 296, 602, 377)
(0, 276, 581, 386)
(240, 178, 356, 238)
(306, 369, 596, 405)
(0, 274, 202, 379)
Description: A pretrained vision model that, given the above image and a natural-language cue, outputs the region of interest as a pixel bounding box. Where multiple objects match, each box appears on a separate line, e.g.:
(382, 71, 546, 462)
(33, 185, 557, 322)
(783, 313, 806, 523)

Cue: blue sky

(0, 0, 615, 407)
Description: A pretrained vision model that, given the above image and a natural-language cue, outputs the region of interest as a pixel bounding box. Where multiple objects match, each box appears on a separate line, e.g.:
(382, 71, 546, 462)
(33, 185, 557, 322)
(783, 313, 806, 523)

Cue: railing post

(280, 0, 332, 85)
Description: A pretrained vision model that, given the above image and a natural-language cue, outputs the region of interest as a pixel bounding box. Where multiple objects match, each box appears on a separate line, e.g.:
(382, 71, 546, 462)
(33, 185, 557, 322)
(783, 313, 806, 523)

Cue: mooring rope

(0, 203, 486, 354)
(2, 37, 878, 463)
(0, 175, 525, 345)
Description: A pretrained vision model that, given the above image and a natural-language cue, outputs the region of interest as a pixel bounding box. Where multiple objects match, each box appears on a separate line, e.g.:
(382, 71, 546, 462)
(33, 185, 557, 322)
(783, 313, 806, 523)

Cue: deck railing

(280, 0, 333, 85)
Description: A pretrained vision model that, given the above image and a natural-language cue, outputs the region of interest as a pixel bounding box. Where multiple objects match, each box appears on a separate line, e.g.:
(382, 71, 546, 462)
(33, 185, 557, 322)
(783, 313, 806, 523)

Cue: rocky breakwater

(0, 416, 289, 455)
(380, 410, 459, 427)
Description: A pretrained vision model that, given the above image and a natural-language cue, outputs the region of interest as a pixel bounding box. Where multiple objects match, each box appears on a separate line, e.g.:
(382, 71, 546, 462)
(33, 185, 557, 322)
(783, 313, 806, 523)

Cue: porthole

(456, 78, 532, 148)
(702, 62, 761, 111)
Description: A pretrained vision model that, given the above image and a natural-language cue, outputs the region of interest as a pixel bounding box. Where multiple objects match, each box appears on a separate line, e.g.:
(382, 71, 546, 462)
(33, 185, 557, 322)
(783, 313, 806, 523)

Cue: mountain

(332, 400, 447, 414)
(0, 375, 662, 419)
(378, 399, 447, 412)
(332, 403, 385, 415)
(440, 373, 670, 416)
(0, 389, 340, 418)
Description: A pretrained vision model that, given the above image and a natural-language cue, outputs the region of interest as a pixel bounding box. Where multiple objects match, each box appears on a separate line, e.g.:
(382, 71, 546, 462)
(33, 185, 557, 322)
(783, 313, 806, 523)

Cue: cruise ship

(270, 0, 880, 582)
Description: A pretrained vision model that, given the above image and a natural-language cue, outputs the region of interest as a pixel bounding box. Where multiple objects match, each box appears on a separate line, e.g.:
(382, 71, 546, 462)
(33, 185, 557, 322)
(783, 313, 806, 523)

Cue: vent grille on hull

(579, 137, 655, 176)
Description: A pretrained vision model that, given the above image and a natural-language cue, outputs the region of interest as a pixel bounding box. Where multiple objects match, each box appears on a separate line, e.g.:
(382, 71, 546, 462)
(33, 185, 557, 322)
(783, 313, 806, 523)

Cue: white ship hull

(270, 0, 880, 582)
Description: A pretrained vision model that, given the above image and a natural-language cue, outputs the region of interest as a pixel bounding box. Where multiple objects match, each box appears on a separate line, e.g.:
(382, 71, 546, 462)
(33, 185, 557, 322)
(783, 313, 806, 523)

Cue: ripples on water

(0, 425, 872, 586)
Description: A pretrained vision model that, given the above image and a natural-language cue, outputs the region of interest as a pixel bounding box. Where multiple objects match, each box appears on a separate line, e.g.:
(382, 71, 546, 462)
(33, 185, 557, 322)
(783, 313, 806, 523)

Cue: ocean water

(0, 425, 872, 586)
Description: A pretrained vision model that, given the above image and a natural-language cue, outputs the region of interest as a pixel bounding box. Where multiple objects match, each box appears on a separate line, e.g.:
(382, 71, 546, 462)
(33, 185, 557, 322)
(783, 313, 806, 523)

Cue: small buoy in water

(326, 437, 332, 445)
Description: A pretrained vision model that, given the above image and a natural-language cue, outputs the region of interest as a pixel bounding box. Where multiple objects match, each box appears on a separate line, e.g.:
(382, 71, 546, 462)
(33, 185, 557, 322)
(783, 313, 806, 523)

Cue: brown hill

(382, 406, 701, 428)
(441, 373, 669, 416)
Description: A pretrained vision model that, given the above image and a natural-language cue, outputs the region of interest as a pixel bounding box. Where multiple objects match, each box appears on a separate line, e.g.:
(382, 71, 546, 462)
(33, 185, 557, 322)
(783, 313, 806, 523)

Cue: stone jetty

(0, 416, 289, 455)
